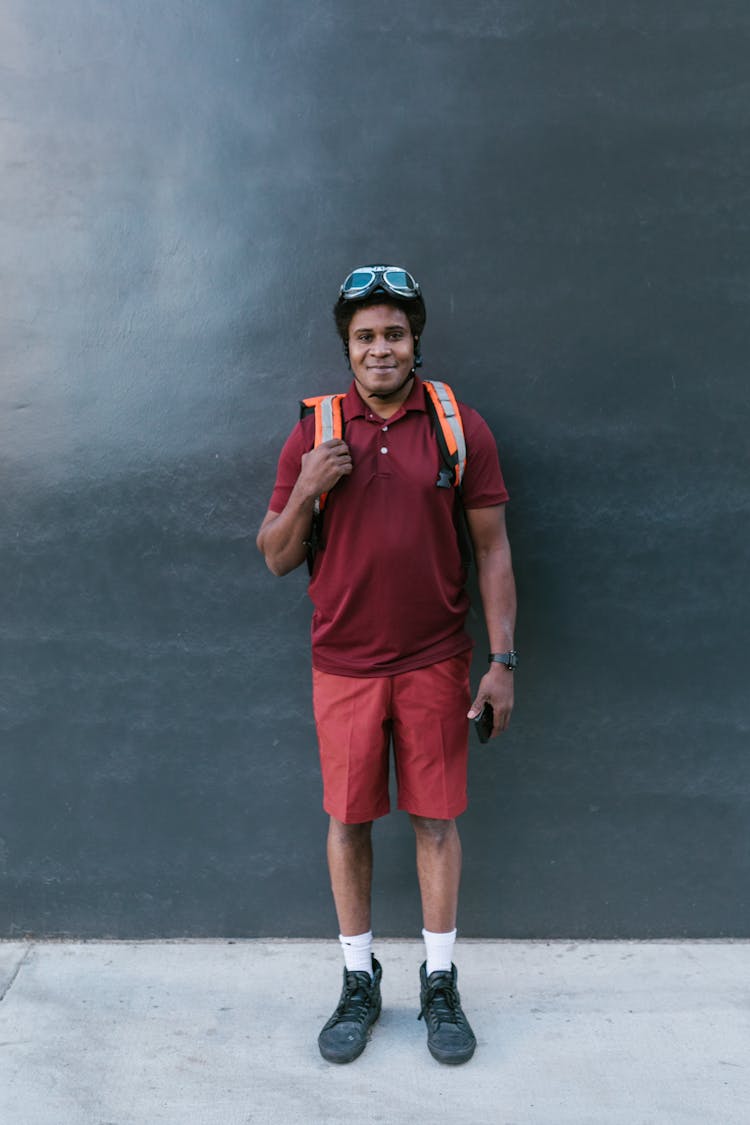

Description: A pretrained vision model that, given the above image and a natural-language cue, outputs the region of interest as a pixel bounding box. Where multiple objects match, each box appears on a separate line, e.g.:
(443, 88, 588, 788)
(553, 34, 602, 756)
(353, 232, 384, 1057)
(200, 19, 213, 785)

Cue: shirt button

(380, 446, 388, 455)
(381, 425, 388, 432)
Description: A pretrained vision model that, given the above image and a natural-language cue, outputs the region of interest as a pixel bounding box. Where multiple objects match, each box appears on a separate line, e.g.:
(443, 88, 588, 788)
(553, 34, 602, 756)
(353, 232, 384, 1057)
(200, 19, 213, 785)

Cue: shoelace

(332, 973, 376, 1025)
(418, 976, 463, 1026)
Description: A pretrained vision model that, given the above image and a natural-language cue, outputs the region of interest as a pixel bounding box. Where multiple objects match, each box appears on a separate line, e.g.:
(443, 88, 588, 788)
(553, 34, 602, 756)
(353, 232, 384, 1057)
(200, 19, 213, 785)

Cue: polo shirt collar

(343, 376, 427, 422)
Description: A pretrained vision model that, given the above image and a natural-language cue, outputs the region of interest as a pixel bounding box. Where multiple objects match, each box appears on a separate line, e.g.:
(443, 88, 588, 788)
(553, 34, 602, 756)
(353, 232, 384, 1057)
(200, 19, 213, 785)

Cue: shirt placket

(365, 410, 396, 478)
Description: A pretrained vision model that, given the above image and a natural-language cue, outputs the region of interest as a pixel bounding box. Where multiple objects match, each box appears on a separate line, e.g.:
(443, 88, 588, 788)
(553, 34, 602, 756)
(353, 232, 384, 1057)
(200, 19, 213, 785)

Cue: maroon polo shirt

(268, 377, 508, 676)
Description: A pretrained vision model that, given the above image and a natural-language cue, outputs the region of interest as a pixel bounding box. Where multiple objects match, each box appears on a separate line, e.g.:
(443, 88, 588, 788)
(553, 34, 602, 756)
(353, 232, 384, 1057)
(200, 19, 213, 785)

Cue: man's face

(347, 304, 416, 402)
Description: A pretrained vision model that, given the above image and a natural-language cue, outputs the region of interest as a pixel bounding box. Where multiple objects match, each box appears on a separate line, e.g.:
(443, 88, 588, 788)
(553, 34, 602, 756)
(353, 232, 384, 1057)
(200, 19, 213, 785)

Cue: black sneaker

(418, 961, 476, 1065)
(318, 956, 382, 1063)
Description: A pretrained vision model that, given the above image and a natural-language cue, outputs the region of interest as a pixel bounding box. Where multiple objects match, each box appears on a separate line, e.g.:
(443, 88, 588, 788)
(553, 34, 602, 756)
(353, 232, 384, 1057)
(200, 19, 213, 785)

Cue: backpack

(299, 380, 469, 573)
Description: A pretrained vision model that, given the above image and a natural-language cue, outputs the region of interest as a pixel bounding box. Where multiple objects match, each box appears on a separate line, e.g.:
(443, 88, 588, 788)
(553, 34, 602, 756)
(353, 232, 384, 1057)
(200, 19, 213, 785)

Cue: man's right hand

(298, 438, 353, 499)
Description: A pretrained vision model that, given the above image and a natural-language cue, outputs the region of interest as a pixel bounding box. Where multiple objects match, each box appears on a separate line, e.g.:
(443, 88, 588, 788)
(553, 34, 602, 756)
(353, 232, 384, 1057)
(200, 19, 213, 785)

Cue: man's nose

(371, 337, 391, 354)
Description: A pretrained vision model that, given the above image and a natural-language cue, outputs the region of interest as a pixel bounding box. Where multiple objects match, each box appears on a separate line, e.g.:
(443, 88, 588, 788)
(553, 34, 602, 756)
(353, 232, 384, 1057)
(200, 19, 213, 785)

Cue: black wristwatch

(488, 651, 519, 671)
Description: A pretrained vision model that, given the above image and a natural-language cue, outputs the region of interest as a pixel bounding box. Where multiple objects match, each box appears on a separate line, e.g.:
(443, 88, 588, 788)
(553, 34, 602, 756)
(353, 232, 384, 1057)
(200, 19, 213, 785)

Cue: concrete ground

(0, 940, 748, 1125)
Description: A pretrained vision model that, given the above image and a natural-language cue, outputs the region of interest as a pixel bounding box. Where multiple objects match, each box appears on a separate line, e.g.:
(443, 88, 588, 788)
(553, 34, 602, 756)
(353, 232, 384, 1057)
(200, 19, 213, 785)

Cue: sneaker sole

(427, 1037, 476, 1065)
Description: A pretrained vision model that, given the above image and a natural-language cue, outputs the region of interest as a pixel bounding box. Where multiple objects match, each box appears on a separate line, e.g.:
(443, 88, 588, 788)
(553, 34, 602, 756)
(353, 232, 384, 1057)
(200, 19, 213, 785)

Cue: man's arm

(256, 438, 352, 576)
(464, 504, 517, 737)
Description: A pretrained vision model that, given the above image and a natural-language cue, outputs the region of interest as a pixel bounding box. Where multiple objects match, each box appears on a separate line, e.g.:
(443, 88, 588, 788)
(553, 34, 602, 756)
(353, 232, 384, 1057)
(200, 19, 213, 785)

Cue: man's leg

(318, 816, 381, 1064)
(410, 817, 476, 1065)
(312, 669, 391, 1062)
(410, 814, 461, 935)
(313, 668, 390, 933)
(327, 815, 374, 936)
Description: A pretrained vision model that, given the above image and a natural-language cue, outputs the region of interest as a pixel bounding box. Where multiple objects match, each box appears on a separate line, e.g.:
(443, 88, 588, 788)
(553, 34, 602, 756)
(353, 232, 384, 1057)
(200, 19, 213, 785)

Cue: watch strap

(488, 651, 519, 670)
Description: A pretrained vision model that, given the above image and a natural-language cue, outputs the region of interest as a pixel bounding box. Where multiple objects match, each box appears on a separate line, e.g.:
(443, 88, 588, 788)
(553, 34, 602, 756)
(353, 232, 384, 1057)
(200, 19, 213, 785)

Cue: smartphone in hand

(473, 702, 494, 744)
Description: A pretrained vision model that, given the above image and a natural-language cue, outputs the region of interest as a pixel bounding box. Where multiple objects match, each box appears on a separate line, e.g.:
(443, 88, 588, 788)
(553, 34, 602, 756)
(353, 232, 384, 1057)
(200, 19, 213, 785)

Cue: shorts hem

(324, 800, 392, 825)
(396, 798, 468, 820)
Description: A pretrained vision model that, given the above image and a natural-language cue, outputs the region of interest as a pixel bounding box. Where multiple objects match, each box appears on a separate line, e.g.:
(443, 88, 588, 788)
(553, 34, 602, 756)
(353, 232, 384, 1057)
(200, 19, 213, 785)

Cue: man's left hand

(467, 663, 514, 738)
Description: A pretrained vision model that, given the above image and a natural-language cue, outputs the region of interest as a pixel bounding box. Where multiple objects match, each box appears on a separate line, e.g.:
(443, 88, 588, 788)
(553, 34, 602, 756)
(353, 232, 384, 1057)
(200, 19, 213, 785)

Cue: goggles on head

(339, 264, 421, 302)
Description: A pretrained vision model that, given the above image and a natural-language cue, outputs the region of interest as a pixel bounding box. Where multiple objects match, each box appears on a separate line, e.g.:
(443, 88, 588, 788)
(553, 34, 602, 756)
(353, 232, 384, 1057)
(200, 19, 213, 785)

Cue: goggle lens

(342, 270, 376, 294)
(381, 269, 414, 294)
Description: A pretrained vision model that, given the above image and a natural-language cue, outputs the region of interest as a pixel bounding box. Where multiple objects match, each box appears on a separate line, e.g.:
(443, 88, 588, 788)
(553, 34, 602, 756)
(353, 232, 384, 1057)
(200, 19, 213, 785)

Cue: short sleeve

(266, 418, 315, 514)
(458, 405, 509, 508)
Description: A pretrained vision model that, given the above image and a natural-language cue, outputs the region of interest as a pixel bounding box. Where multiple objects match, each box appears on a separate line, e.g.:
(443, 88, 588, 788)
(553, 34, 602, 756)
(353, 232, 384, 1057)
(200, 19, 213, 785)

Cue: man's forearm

(475, 542, 516, 653)
(468, 539, 517, 733)
(256, 486, 316, 576)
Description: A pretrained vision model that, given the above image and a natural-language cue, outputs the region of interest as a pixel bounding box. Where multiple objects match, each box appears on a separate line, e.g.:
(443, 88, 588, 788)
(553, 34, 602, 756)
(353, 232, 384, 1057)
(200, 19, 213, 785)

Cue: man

(257, 264, 516, 1065)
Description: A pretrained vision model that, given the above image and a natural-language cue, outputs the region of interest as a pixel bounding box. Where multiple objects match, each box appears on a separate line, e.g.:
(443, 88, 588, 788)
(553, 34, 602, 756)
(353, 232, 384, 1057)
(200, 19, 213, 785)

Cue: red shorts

(312, 651, 472, 824)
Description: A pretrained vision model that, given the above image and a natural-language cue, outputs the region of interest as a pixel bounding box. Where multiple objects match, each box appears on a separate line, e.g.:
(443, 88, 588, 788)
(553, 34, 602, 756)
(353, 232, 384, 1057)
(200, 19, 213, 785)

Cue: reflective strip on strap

(426, 380, 466, 486)
(318, 395, 337, 443)
(311, 394, 345, 512)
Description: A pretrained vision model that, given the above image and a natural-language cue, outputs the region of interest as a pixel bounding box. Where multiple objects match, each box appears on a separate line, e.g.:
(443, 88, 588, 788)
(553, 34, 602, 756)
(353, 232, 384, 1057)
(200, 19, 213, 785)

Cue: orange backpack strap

(299, 394, 346, 512)
(301, 394, 345, 449)
(299, 393, 346, 573)
(423, 380, 467, 489)
(423, 380, 472, 568)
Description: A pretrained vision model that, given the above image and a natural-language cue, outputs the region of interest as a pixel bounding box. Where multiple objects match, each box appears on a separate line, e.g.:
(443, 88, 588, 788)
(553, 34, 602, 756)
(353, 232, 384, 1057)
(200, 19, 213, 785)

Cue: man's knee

(409, 815, 457, 847)
(328, 816, 373, 846)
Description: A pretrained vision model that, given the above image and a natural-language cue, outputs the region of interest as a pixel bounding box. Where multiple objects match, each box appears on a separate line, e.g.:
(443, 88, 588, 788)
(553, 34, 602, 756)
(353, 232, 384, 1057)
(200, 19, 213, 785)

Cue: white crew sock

(422, 927, 457, 975)
(339, 930, 374, 976)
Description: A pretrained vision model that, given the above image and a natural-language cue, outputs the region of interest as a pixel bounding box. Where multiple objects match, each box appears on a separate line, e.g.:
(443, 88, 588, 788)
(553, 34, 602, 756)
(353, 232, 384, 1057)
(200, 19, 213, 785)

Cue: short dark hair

(332, 293, 427, 351)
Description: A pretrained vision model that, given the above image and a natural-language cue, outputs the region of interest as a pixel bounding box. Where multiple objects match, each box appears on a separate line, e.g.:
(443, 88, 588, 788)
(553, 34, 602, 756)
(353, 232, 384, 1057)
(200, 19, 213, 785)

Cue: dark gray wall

(1, 1, 748, 938)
